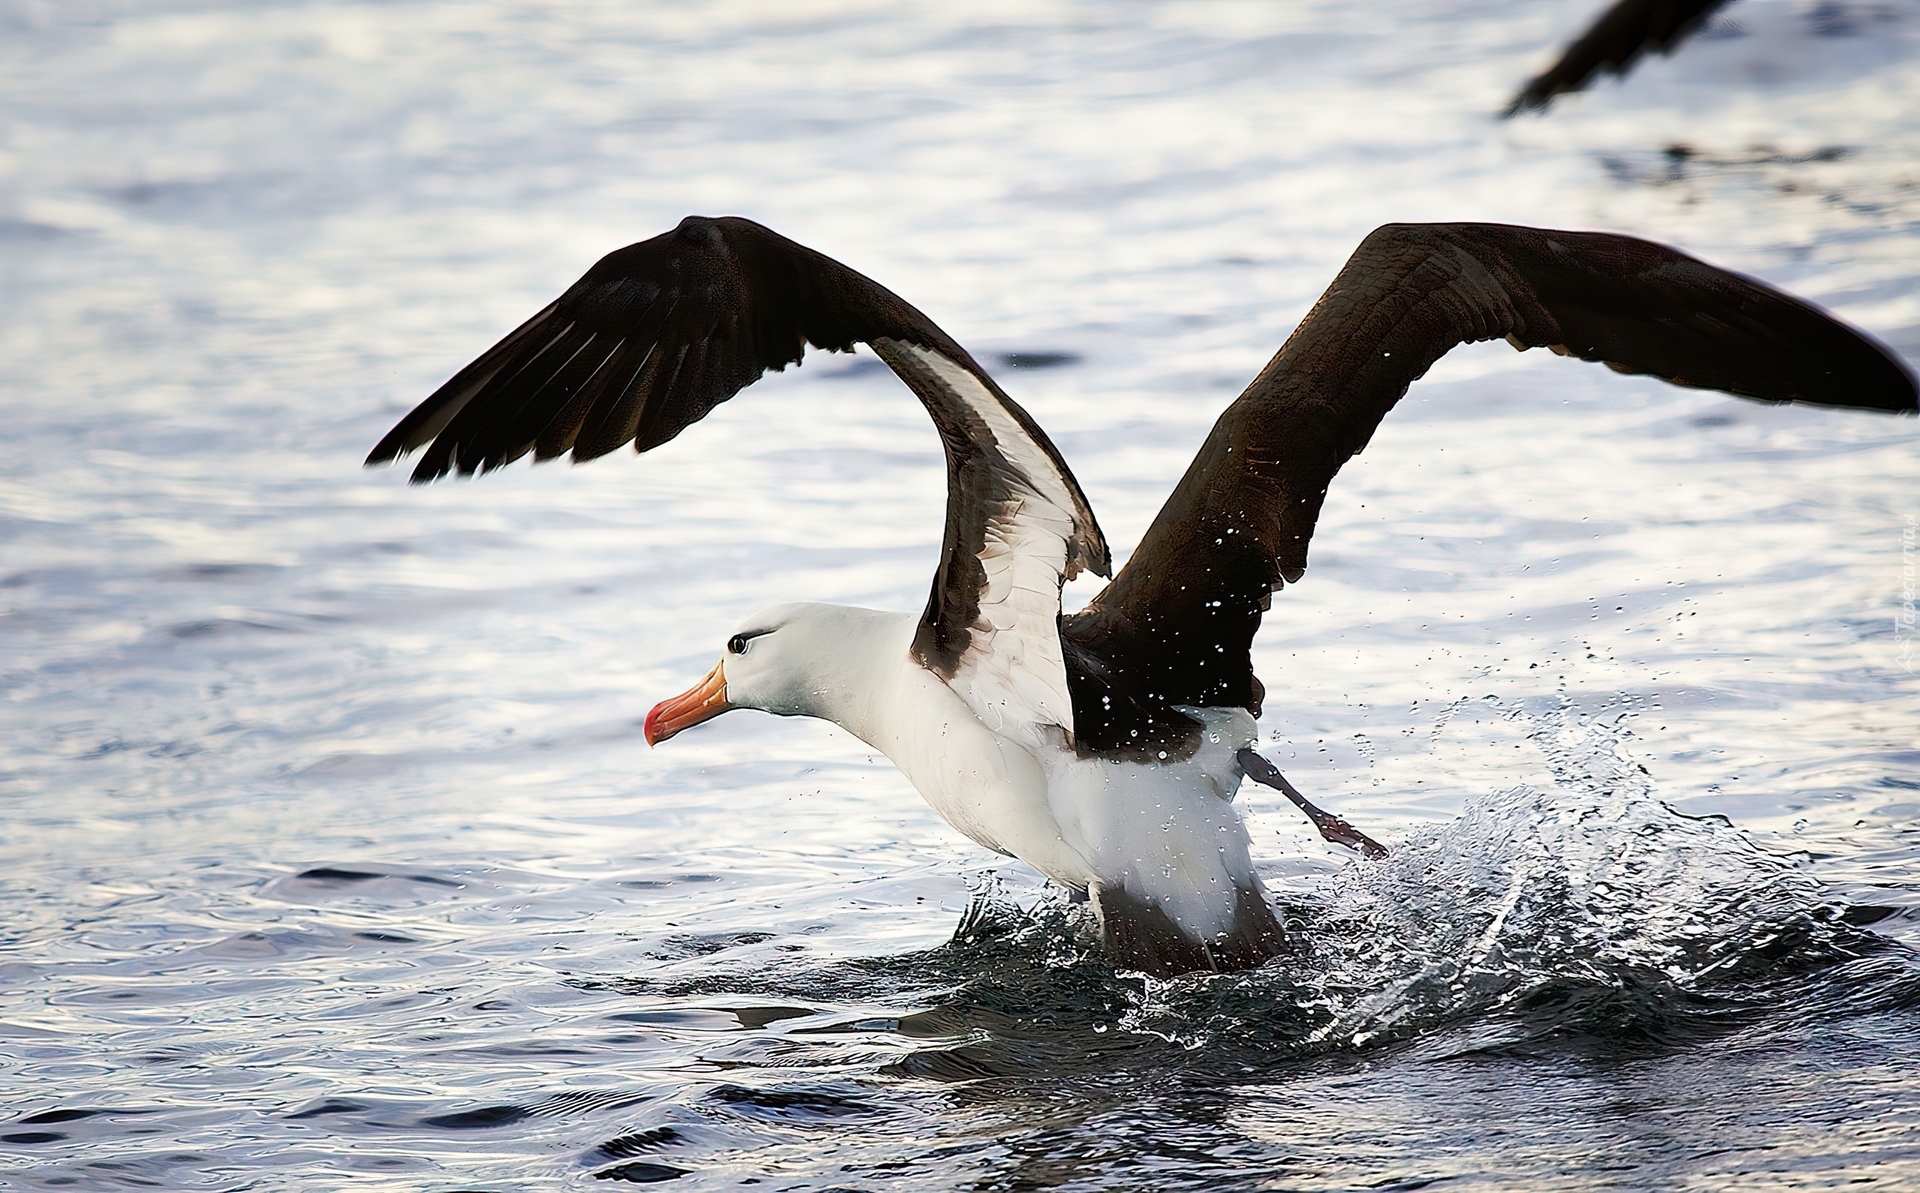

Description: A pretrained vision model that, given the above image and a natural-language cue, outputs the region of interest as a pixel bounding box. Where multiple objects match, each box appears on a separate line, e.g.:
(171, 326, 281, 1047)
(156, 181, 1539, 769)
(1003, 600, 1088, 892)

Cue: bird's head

(644, 603, 867, 745)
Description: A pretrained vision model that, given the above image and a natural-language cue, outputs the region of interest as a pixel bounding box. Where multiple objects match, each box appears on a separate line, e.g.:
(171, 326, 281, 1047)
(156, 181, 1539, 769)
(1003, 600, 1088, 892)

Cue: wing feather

(535, 339, 649, 461)
(370, 216, 1110, 740)
(1062, 222, 1916, 757)
(1505, 0, 1729, 116)
(408, 321, 591, 483)
(469, 333, 622, 472)
(868, 337, 1088, 745)
(369, 303, 563, 460)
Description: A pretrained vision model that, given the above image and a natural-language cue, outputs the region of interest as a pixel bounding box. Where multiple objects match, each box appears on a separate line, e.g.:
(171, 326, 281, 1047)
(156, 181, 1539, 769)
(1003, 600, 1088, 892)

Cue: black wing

(1504, 0, 1730, 116)
(369, 216, 1109, 720)
(1060, 222, 1916, 757)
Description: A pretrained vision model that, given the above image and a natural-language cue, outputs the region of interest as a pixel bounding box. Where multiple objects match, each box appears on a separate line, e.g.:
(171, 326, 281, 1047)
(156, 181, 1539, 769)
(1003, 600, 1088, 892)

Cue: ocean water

(3, 0, 1919, 1187)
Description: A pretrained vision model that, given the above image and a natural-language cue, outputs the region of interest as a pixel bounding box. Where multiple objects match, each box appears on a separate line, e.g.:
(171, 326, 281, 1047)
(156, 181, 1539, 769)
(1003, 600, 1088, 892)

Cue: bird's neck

(781, 606, 922, 746)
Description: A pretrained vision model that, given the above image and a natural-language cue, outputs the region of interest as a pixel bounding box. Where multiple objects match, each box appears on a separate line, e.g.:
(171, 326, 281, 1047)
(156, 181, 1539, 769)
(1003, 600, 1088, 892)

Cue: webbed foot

(1236, 748, 1389, 860)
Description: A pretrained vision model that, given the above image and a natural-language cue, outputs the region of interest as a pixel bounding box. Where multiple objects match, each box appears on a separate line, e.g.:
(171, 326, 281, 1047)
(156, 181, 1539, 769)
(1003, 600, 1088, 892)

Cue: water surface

(3, 0, 1919, 1187)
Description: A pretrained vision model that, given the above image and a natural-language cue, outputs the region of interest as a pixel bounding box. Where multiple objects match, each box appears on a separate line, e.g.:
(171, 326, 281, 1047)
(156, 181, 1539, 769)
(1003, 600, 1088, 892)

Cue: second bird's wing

(1505, 0, 1730, 116)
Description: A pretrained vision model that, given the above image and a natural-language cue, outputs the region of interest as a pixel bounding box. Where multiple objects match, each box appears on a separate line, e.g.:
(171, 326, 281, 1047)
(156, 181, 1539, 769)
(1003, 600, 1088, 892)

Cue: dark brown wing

(1504, 0, 1729, 116)
(368, 215, 1109, 720)
(1060, 222, 1916, 757)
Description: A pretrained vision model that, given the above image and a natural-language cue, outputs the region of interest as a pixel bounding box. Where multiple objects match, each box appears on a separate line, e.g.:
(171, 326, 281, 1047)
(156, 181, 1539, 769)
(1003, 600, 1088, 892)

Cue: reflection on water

(3, 0, 1920, 1188)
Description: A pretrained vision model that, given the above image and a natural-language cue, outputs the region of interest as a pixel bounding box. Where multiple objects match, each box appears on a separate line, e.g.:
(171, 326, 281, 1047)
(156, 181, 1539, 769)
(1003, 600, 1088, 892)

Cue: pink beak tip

(643, 661, 728, 748)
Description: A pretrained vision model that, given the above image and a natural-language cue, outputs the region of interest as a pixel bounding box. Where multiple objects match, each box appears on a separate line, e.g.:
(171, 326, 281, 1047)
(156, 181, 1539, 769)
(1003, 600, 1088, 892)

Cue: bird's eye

(727, 634, 748, 655)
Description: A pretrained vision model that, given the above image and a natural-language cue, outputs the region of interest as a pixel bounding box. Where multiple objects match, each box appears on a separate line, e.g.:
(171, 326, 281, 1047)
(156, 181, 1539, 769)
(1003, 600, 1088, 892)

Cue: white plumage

(711, 603, 1268, 947)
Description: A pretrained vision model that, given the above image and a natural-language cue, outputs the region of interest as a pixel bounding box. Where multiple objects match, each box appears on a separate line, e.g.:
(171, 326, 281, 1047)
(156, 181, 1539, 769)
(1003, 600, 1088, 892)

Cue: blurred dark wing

(368, 215, 1109, 737)
(1504, 0, 1728, 116)
(1061, 222, 1915, 755)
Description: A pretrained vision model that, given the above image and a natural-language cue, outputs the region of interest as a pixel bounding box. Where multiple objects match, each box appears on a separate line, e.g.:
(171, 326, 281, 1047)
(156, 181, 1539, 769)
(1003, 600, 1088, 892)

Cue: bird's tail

(1091, 880, 1286, 978)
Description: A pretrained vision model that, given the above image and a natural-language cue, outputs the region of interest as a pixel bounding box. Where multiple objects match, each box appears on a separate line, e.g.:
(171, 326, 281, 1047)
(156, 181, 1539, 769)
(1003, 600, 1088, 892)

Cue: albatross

(369, 217, 1916, 976)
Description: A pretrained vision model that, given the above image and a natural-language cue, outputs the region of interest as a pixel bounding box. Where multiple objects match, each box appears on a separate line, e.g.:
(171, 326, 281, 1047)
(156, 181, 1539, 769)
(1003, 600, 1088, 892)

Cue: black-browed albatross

(369, 217, 1916, 976)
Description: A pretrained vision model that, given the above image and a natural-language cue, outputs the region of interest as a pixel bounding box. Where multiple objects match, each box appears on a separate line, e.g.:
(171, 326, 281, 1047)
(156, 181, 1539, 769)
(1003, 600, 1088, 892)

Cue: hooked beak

(644, 660, 732, 746)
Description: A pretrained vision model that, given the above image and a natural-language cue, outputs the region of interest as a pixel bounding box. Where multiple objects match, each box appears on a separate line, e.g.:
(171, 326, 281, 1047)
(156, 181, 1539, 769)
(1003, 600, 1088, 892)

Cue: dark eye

(727, 634, 748, 655)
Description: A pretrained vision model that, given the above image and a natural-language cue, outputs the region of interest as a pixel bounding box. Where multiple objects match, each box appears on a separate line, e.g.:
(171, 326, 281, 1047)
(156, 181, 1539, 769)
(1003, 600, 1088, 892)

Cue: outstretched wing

(1504, 0, 1729, 116)
(1061, 222, 1916, 757)
(368, 215, 1109, 744)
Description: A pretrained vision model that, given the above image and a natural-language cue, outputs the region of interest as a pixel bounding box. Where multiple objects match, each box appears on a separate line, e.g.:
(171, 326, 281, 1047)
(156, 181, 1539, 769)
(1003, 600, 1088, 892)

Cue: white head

(643, 602, 896, 745)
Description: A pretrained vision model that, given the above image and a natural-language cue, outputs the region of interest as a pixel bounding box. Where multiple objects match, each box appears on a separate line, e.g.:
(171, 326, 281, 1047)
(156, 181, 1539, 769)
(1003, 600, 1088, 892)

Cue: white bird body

(737, 602, 1266, 946)
(1034, 706, 1262, 943)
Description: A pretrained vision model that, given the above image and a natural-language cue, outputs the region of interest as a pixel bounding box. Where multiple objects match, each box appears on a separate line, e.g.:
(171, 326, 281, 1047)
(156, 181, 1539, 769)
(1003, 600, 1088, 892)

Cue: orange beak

(644, 660, 732, 746)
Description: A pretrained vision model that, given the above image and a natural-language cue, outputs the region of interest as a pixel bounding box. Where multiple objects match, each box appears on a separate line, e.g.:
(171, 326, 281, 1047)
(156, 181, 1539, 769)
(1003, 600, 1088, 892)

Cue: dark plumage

(368, 216, 1107, 692)
(1059, 221, 1916, 755)
(372, 216, 1914, 766)
(1505, 0, 1729, 116)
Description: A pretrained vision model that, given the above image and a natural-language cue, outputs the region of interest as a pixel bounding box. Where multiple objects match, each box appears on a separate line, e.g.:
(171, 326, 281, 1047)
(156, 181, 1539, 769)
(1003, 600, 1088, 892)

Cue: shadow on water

(577, 708, 1920, 1187)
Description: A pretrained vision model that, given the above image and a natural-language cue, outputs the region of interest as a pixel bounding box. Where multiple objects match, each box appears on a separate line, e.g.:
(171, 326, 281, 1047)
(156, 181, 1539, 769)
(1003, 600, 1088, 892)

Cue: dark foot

(1236, 748, 1390, 860)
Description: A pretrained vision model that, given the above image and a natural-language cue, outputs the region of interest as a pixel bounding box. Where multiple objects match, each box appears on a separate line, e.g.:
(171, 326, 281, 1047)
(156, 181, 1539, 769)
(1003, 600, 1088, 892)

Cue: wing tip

(365, 422, 417, 469)
(1080, 537, 1114, 581)
(1877, 389, 1919, 415)
(1887, 349, 1920, 412)
(1843, 338, 1919, 413)
(1863, 364, 1920, 413)
(1500, 86, 1547, 119)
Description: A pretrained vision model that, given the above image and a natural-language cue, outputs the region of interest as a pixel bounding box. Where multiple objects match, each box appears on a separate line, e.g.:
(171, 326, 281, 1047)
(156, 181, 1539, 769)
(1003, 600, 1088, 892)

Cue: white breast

(808, 609, 1265, 943)
(846, 650, 1262, 939)
(825, 613, 1097, 887)
(1037, 707, 1262, 941)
